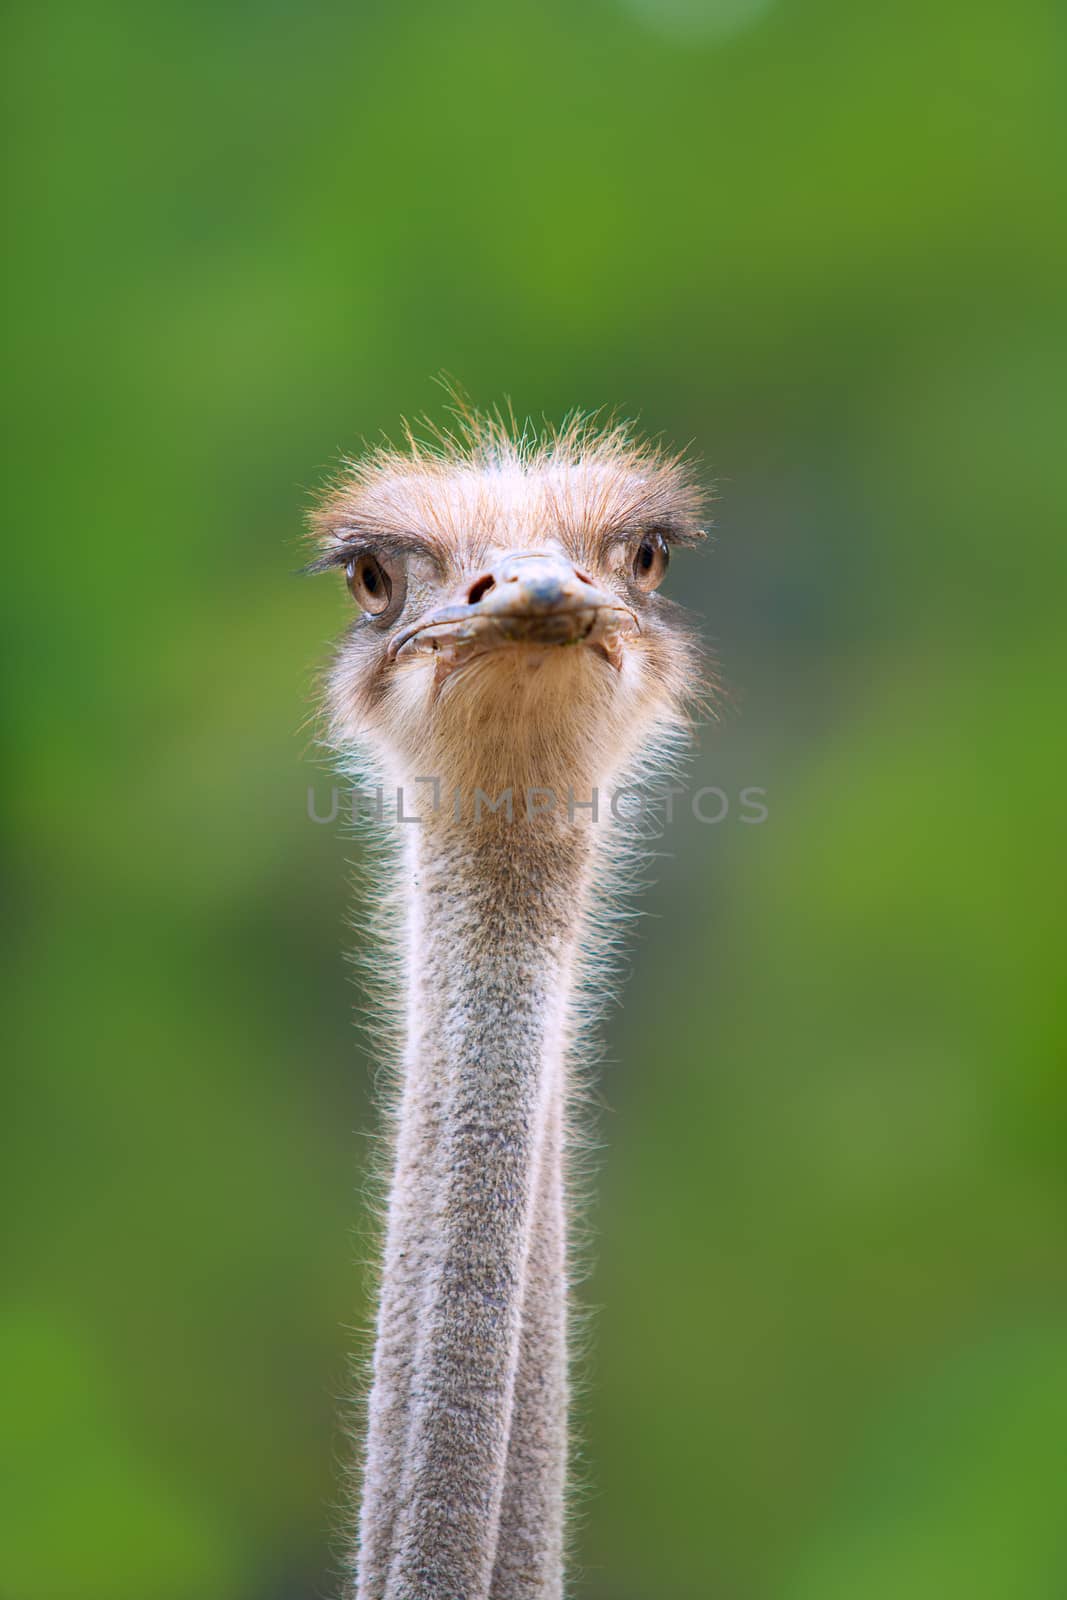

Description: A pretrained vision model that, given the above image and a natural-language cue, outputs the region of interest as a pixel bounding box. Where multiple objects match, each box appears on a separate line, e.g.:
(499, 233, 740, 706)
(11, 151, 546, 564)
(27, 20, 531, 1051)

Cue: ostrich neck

(356, 807, 591, 1600)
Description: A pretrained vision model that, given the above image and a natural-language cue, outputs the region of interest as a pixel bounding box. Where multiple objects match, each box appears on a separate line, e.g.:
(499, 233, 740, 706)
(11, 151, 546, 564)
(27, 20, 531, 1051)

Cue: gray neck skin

(355, 811, 589, 1600)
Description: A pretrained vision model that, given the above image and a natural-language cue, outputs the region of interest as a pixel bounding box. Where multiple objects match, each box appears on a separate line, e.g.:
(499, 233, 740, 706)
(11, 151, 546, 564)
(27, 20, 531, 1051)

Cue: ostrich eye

(632, 531, 669, 593)
(346, 552, 404, 619)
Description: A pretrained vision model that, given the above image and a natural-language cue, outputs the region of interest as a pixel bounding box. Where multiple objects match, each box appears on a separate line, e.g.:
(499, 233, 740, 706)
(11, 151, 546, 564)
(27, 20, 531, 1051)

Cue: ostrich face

(314, 423, 706, 794)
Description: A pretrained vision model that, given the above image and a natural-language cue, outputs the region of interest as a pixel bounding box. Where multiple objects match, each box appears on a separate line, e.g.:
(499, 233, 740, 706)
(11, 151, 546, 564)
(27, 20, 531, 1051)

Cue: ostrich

(311, 411, 707, 1600)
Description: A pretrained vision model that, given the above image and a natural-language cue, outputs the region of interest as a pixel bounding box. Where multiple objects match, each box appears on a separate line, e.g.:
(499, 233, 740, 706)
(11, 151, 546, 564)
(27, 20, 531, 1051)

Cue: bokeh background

(4, 0, 1065, 1596)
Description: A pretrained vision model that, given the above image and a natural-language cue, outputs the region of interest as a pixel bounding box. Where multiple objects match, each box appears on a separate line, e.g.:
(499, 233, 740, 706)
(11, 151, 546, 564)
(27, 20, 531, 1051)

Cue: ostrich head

(313, 415, 707, 800)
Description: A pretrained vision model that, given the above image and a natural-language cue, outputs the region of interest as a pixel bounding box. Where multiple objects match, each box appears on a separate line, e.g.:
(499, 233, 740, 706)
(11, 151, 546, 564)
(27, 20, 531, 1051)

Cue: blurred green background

(4, 0, 1065, 1596)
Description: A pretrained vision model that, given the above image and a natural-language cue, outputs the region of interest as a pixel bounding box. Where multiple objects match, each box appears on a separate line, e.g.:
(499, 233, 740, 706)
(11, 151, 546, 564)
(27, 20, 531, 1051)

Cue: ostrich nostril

(468, 574, 496, 605)
(574, 568, 596, 587)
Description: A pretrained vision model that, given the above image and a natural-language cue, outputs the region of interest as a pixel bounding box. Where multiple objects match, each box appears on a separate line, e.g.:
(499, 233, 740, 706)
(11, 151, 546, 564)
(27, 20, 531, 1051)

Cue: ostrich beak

(388, 552, 639, 673)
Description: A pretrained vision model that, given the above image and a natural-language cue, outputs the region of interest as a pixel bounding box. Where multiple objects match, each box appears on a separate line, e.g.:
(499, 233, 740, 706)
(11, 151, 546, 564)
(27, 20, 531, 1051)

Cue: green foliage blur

(4, 0, 1065, 1595)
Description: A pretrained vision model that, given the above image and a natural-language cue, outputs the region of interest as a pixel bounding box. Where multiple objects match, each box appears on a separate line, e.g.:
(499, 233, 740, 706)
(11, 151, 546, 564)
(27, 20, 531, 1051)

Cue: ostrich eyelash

(302, 546, 368, 576)
(302, 532, 442, 576)
(597, 519, 709, 557)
